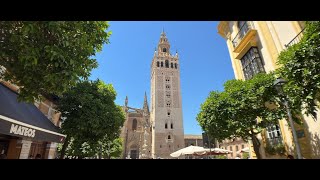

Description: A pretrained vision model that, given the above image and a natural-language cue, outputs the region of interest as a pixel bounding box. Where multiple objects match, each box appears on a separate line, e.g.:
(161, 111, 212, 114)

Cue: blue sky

(90, 21, 235, 135)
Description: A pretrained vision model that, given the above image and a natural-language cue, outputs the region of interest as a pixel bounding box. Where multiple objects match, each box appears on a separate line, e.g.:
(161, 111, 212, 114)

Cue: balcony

(285, 28, 305, 48)
(267, 137, 283, 146)
(232, 21, 257, 53)
(265, 137, 286, 155)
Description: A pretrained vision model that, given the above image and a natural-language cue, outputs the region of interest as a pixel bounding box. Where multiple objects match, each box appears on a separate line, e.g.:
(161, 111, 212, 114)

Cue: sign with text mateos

(10, 124, 36, 138)
(0, 118, 65, 143)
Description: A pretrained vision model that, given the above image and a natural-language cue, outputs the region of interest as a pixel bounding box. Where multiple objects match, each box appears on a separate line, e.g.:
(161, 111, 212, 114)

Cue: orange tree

(197, 73, 290, 159)
(0, 21, 110, 102)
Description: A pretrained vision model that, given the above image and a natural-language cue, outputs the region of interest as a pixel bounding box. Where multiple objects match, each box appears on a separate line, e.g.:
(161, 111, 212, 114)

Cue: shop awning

(0, 83, 66, 143)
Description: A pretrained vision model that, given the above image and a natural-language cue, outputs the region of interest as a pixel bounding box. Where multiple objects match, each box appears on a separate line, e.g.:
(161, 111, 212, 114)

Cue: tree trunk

(59, 135, 70, 159)
(251, 134, 262, 159)
(99, 144, 102, 159)
(107, 142, 111, 159)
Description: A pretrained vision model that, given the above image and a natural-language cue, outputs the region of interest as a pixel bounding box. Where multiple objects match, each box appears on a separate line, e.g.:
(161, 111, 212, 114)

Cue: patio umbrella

(236, 147, 249, 154)
(170, 145, 206, 158)
(193, 148, 232, 156)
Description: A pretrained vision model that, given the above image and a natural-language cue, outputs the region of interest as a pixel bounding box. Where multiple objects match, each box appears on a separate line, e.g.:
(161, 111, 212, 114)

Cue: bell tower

(150, 30, 184, 159)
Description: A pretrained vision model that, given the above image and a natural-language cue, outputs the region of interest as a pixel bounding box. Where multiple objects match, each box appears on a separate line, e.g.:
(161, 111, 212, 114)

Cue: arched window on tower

(175, 63, 177, 69)
(171, 63, 173, 68)
(157, 61, 159, 67)
(165, 123, 168, 129)
(165, 60, 169, 68)
(161, 62, 163, 67)
(168, 135, 171, 139)
(132, 119, 137, 131)
(163, 48, 167, 52)
(171, 123, 173, 129)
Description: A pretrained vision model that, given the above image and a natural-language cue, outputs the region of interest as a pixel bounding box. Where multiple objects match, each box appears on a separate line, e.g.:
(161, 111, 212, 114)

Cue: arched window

(157, 61, 159, 67)
(163, 48, 167, 52)
(161, 62, 163, 67)
(168, 135, 171, 139)
(171, 63, 173, 68)
(171, 123, 173, 129)
(165, 123, 168, 129)
(174, 63, 177, 69)
(165, 60, 169, 68)
(132, 119, 137, 130)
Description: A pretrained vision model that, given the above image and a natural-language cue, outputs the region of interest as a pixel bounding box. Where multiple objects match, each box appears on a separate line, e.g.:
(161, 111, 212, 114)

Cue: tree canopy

(197, 73, 288, 158)
(277, 21, 320, 119)
(0, 21, 111, 102)
(57, 80, 125, 158)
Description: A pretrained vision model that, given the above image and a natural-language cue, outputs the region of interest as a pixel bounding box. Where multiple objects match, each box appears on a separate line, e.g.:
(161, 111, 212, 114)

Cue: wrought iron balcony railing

(267, 137, 283, 146)
(285, 28, 305, 48)
(232, 21, 255, 48)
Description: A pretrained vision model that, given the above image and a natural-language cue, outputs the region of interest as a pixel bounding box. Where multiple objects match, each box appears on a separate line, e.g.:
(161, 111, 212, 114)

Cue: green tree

(277, 21, 320, 119)
(197, 73, 288, 159)
(57, 80, 125, 159)
(0, 21, 111, 102)
(100, 137, 123, 159)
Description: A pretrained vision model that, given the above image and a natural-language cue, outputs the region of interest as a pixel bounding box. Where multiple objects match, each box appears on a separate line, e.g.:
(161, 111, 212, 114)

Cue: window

(132, 119, 137, 130)
(167, 111, 170, 117)
(242, 144, 244, 149)
(160, 145, 162, 148)
(171, 63, 173, 68)
(232, 21, 252, 48)
(236, 146, 239, 151)
(177, 145, 179, 148)
(165, 60, 169, 68)
(166, 103, 171, 108)
(163, 48, 166, 52)
(230, 146, 233, 151)
(157, 61, 159, 67)
(241, 47, 265, 80)
(169, 145, 171, 148)
(168, 135, 171, 139)
(266, 124, 283, 146)
(166, 85, 170, 90)
(161, 62, 163, 67)
(174, 63, 177, 69)
(238, 21, 247, 30)
(171, 123, 173, 129)
(165, 77, 170, 83)
(165, 123, 168, 129)
(166, 93, 170, 98)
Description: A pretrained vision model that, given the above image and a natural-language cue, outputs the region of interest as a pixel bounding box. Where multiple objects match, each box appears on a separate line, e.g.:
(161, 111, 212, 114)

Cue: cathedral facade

(121, 31, 184, 159)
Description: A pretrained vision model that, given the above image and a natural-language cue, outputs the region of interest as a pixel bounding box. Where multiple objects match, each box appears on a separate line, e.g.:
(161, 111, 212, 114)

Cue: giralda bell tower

(150, 30, 184, 159)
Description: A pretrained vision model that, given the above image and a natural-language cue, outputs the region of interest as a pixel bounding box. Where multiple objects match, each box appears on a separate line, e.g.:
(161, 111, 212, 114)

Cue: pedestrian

(287, 155, 294, 159)
(35, 154, 42, 159)
(0, 150, 7, 159)
(0, 153, 6, 159)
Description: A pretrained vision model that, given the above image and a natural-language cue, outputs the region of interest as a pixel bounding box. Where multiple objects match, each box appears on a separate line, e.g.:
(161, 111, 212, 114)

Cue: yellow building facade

(217, 21, 320, 159)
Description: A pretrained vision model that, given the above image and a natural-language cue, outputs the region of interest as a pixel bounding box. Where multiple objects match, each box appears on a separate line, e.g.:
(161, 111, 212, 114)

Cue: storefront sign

(10, 124, 36, 138)
(0, 117, 65, 143)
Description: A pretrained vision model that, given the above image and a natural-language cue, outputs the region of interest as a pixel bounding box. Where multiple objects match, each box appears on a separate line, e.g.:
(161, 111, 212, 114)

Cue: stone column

(45, 142, 58, 159)
(19, 140, 32, 159)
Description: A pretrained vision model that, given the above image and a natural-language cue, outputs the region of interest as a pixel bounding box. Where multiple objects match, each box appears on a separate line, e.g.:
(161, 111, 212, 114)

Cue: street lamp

(273, 78, 302, 159)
